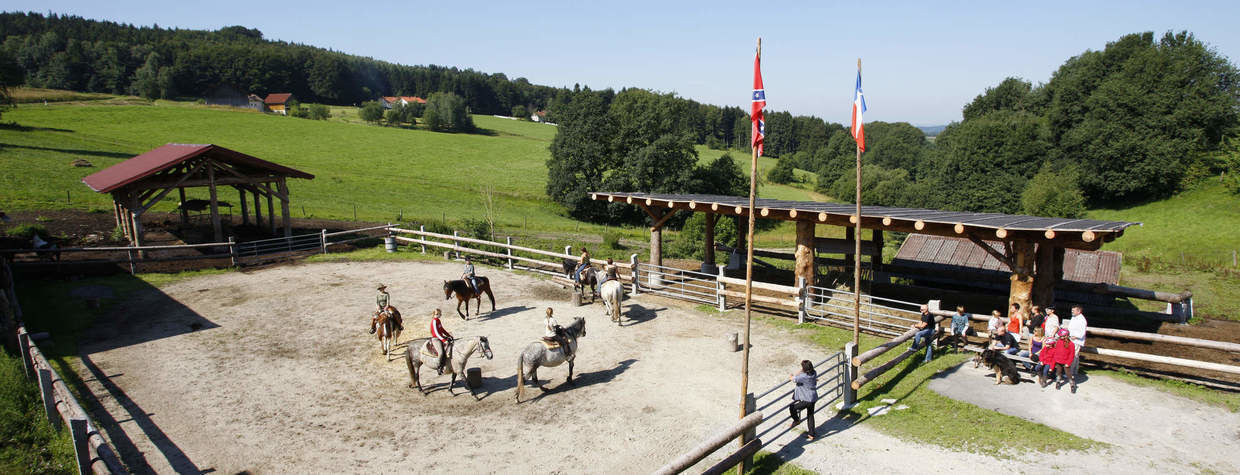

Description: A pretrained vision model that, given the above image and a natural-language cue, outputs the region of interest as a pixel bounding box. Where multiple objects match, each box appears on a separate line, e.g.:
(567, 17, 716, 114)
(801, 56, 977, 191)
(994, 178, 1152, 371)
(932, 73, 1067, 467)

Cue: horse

(599, 278, 624, 324)
(443, 277, 496, 319)
(404, 336, 493, 396)
(515, 317, 585, 402)
(369, 307, 401, 358)
(562, 259, 597, 302)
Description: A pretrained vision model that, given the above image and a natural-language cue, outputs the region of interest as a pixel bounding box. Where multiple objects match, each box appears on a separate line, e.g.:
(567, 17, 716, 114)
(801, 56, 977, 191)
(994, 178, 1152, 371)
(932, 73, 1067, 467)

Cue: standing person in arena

(788, 360, 819, 441)
(1067, 305, 1088, 393)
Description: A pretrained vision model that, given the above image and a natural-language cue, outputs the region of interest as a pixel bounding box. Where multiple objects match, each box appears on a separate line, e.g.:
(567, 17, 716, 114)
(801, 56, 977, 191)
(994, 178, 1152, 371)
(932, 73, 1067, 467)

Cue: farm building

(204, 85, 264, 111)
(380, 96, 399, 109)
(263, 93, 295, 115)
(81, 143, 315, 243)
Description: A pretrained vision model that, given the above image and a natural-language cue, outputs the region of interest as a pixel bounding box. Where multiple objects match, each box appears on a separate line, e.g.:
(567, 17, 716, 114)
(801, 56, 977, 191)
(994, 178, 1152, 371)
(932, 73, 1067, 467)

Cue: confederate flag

(751, 50, 766, 156)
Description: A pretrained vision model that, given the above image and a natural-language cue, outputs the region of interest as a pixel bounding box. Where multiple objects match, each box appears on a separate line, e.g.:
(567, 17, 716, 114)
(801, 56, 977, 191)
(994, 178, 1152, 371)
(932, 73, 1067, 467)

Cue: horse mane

(564, 317, 586, 336)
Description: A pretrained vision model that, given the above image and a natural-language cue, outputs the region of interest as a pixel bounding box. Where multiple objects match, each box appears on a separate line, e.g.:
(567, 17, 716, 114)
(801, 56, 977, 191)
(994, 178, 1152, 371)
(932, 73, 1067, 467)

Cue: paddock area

(67, 260, 825, 473)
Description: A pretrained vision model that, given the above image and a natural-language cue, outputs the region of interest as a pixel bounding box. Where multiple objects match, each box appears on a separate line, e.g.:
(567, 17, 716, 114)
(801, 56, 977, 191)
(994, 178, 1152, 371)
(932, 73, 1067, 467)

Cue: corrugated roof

(893, 234, 1121, 284)
(81, 144, 314, 193)
(590, 192, 1139, 234)
(399, 96, 426, 104)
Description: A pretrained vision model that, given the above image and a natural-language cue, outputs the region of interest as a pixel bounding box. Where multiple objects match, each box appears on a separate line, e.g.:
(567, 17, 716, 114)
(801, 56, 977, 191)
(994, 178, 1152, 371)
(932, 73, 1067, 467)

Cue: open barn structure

(590, 191, 1140, 314)
(82, 144, 315, 244)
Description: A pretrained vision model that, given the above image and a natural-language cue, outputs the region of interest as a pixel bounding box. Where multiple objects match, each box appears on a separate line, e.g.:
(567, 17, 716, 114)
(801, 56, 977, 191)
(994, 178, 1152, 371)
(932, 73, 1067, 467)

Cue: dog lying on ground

(978, 349, 1021, 385)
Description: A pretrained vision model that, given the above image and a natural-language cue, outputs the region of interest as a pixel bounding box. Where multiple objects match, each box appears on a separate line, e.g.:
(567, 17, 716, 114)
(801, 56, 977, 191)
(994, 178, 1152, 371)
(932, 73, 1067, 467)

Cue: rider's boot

(436, 354, 445, 375)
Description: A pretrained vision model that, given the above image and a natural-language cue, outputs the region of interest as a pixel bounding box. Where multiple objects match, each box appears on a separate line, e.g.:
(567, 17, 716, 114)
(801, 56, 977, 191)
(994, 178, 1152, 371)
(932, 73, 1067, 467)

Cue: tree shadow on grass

(0, 123, 75, 133)
(0, 142, 132, 158)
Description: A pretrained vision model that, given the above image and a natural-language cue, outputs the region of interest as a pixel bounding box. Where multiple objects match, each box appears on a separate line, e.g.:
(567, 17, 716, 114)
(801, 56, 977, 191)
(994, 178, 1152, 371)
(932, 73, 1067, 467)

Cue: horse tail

(485, 286, 496, 312)
(515, 352, 525, 401)
(404, 345, 417, 384)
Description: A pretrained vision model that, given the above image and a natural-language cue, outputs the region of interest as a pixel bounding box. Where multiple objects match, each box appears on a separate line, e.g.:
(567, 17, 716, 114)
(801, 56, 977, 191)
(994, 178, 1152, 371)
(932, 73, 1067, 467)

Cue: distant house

(204, 85, 254, 109)
(264, 93, 295, 115)
(380, 96, 399, 109)
(399, 96, 426, 106)
(247, 94, 264, 110)
(530, 110, 548, 122)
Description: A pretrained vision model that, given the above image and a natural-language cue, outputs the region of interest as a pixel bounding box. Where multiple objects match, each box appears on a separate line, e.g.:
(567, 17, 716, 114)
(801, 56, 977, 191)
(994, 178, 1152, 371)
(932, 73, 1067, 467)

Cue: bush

(359, 101, 384, 124)
(768, 156, 796, 184)
(670, 213, 737, 260)
(307, 103, 331, 120)
(1021, 165, 1086, 218)
(461, 218, 491, 241)
(424, 92, 474, 132)
(4, 223, 49, 239)
(511, 104, 528, 119)
(602, 231, 624, 250)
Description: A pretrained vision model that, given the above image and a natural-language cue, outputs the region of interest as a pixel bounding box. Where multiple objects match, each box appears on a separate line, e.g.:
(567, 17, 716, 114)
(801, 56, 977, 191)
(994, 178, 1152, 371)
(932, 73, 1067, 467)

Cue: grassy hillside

(0, 100, 814, 236)
(1088, 180, 1240, 319)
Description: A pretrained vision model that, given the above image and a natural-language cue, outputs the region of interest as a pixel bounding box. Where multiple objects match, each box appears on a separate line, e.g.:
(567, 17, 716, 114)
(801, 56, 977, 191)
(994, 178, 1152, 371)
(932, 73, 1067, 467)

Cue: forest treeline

(3, 12, 1238, 222)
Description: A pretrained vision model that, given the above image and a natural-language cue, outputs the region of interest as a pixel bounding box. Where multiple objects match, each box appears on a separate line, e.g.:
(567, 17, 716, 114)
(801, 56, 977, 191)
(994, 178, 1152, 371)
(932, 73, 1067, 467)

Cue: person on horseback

(430, 309, 454, 375)
(463, 256, 479, 292)
(542, 307, 571, 358)
(598, 258, 618, 286)
(573, 247, 591, 283)
(375, 283, 402, 331)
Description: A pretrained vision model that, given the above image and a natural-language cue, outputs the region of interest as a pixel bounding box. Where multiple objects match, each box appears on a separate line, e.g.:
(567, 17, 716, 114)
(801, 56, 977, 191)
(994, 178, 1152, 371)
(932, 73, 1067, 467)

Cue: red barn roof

(82, 144, 314, 193)
(264, 93, 293, 105)
(400, 96, 426, 104)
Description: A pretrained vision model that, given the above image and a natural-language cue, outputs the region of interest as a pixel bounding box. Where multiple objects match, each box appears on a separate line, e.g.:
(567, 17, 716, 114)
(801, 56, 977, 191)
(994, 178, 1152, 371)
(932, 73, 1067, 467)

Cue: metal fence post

(419, 225, 426, 253)
(843, 342, 858, 408)
(38, 368, 58, 428)
(506, 237, 514, 269)
(797, 276, 807, 324)
(228, 236, 238, 267)
(18, 330, 32, 379)
(320, 229, 328, 254)
(70, 418, 90, 474)
(717, 266, 727, 311)
(629, 254, 640, 294)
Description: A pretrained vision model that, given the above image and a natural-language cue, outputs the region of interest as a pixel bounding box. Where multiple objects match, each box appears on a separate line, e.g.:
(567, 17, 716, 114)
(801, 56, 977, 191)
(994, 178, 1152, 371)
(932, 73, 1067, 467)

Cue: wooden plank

(717, 275, 797, 294)
(653, 412, 764, 475)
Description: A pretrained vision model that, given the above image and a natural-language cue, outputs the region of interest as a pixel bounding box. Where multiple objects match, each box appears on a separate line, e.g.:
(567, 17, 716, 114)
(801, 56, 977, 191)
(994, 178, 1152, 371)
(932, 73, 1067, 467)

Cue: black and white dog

(978, 349, 1021, 385)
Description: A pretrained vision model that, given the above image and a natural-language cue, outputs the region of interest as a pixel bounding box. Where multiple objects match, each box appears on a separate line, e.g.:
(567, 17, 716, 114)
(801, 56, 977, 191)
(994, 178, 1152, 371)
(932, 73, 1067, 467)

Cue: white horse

(599, 279, 624, 324)
(516, 317, 585, 402)
(405, 336, 493, 396)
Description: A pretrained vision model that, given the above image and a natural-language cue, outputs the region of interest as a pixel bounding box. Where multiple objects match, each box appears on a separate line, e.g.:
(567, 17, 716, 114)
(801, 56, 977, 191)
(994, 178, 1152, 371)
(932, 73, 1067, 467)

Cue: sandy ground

(70, 260, 829, 473)
(68, 260, 1240, 473)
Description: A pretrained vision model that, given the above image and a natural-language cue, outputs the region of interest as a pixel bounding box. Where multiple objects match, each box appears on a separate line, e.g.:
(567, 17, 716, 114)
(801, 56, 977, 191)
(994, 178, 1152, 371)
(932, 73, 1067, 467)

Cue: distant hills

(917, 125, 948, 136)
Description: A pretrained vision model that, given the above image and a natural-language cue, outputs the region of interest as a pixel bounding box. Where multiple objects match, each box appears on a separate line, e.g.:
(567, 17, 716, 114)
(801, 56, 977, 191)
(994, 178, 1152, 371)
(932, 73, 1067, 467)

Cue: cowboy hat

(376, 283, 387, 290)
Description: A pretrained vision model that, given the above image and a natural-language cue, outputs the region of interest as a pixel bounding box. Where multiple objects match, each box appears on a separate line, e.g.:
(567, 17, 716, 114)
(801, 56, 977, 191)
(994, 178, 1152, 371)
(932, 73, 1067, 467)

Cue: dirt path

(70, 261, 829, 473)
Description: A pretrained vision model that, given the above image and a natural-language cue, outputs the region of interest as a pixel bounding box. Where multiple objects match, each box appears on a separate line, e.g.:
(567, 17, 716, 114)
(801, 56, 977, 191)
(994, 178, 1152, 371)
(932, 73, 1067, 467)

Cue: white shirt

(545, 315, 560, 338)
(987, 315, 1002, 335)
(1068, 313, 1088, 351)
(1043, 313, 1060, 336)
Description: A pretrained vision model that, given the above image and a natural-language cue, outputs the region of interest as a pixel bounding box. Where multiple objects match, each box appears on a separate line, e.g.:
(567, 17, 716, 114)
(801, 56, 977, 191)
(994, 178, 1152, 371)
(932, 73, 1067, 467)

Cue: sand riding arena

(69, 260, 827, 473)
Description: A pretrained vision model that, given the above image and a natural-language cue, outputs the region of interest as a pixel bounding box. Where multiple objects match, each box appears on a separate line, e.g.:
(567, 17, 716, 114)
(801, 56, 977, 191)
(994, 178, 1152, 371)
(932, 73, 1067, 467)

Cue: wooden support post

(419, 225, 426, 253)
(795, 221, 815, 288)
(130, 209, 144, 249)
(874, 229, 884, 273)
(650, 227, 662, 269)
(17, 331, 31, 379)
(740, 392, 756, 472)
(630, 254, 641, 294)
(321, 230, 328, 254)
(1008, 240, 1036, 316)
(228, 236, 237, 267)
(238, 187, 248, 225)
(717, 266, 727, 311)
(70, 418, 90, 475)
(112, 199, 123, 234)
(207, 161, 223, 242)
(253, 188, 263, 228)
(266, 190, 275, 234)
(38, 369, 58, 428)
(703, 212, 716, 272)
(797, 276, 807, 324)
(278, 178, 292, 237)
(506, 237, 514, 269)
(453, 231, 460, 259)
(844, 226, 855, 290)
(843, 342, 858, 407)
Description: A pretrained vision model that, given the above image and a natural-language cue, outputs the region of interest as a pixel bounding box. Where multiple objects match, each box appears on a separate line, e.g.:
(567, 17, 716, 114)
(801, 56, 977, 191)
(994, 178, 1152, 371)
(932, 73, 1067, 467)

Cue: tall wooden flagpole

(738, 38, 761, 472)
(853, 58, 862, 347)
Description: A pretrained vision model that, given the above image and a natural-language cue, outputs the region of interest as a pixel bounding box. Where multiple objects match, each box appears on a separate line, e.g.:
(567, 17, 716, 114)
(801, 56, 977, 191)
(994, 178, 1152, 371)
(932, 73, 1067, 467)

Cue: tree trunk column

(650, 227, 662, 268)
(795, 221, 815, 287)
(1008, 240, 1036, 314)
(238, 187, 248, 225)
(702, 213, 716, 273)
(1032, 243, 1063, 308)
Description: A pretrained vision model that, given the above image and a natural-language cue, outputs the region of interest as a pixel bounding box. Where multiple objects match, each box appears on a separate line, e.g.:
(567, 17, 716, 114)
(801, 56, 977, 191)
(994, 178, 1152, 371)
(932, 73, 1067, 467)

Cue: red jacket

(430, 317, 451, 343)
(1040, 339, 1076, 371)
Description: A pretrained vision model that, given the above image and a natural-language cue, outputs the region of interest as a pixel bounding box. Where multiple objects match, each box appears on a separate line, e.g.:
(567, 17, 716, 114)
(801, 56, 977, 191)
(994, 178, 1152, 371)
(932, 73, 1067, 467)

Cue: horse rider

(375, 284, 402, 331)
(598, 258, 619, 286)
(463, 255, 479, 292)
(573, 247, 591, 283)
(430, 309, 454, 375)
(543, 307, 571, 358)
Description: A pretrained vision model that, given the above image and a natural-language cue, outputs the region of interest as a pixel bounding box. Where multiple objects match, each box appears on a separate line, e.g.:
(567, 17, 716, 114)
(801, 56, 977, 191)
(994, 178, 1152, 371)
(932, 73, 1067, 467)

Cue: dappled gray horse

(405, 336, 493, 396)
(515, 317, 585, 402)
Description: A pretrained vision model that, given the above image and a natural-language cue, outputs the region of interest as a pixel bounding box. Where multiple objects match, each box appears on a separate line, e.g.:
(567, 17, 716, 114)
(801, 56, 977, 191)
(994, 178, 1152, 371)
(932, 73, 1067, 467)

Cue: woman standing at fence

(788, 360, 818, 441)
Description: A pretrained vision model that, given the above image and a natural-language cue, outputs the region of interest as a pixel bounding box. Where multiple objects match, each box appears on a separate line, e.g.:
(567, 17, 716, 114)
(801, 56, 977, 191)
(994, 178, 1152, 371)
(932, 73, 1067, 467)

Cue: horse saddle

(540, 337, 561, 349)
(421, 339, 452, 358)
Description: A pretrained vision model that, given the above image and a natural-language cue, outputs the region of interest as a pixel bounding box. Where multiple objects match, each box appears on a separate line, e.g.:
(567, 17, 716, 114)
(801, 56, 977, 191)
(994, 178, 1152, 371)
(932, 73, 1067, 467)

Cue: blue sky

(11, 1, 1240, 125)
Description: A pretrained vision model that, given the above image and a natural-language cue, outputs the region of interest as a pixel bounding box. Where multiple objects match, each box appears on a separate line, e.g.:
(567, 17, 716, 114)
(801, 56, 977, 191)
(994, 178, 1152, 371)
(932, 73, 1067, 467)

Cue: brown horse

(443, 277, 496, 319)
(369, 307, 402, 358)
(562, 259, 597, 303)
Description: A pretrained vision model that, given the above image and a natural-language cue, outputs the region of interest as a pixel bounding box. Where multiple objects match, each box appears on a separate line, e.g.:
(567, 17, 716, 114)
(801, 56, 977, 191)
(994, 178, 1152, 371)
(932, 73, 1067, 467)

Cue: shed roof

(82, 144, 314, 193)
(590, 191, 1139, 249)
(893, 234, 1121, 284)
(400, 96, 426, 104)
(264, 93, 293, 105)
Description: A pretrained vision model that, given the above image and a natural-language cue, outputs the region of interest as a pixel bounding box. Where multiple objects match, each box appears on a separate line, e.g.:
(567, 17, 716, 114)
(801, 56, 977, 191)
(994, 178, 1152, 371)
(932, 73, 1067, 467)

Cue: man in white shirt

(1067, 305, 1088, 393)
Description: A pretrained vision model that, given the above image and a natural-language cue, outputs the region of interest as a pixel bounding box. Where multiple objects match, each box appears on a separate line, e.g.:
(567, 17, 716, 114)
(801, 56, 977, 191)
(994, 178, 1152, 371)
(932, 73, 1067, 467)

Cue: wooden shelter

(590, 191, 1139, 313)
(82, 144, 315, 244)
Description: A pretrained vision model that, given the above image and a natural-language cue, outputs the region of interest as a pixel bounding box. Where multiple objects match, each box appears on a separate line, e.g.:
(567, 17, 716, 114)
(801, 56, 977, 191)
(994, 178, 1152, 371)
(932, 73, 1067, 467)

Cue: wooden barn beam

(238, 187, 248, 225)
(1008, 240, 1036, 315)
(252, 188, 263, 227)
(795, 221, 815, 287)
(703, 212, 716, 270)
(136, 160, 209, 214)
(277, 178, 292, 237)
(266, 188, 275, 234)
(206, 159, 223, 242)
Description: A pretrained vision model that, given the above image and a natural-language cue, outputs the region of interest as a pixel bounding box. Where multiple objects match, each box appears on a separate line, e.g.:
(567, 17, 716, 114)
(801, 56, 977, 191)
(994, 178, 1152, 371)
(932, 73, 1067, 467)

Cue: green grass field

(0, 99, 814, 241)
(1088, 179, 1240, 319)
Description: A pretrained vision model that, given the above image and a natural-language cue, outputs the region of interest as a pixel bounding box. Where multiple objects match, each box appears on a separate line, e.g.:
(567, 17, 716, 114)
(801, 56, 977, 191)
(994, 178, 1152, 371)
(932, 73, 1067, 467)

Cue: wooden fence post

(228, 236, 238, 267)
(843, 342, 858, 408)
(738, 392, 756, 473)
(565, 245, 572, 258)
(452, 231, 460, 259)
(717, 266, 727, 311)
(38, 368, 58, 428)
(506, 237, 514, 269)
(70, 418, 90, 474)
(126, 248, 136, 275)
(18, 330, 32, 379)
(797, 276, 807, 324)
(419, 225, 426, 253)
(630, 254, 640, 294)
(321, 229, 328, 254)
